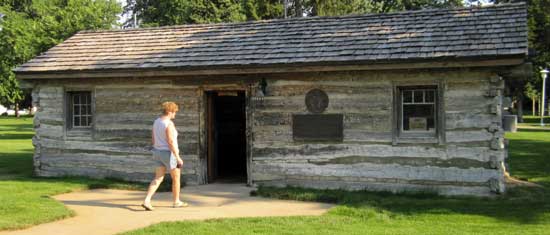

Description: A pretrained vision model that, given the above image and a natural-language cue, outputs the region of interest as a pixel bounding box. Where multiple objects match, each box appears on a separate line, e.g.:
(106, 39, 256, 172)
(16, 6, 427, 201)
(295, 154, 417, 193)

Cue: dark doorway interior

(207, 91, 247, 183)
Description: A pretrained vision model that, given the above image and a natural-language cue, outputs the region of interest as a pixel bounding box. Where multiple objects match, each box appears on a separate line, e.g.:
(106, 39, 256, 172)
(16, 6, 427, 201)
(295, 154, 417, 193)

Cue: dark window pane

(86, 105, 91, 115)
(83, 94, 88, 105)
(403, 90, 412, 103)
(74, 105, 80, 115)
(425, 90, 435, 103)
(403, 104, 434, 131)
(74, 117, 80, 127)
(82, 117, 89, 126)
(73, 94, 80, 104)
(413, 90, 424, 103)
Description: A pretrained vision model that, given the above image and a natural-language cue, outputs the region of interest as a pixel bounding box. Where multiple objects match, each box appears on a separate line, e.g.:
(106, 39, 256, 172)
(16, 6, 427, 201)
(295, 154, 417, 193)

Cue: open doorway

(206, 91, 247, 183)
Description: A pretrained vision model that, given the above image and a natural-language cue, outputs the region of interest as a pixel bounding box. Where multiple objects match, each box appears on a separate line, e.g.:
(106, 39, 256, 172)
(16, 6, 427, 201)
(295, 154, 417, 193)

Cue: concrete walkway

(1, 184, 332, 235)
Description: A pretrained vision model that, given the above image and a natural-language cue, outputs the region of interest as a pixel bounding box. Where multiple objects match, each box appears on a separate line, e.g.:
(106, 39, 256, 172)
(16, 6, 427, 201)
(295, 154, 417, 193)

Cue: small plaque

(292, 114, 343, 141)
(409, 117, 427, 130)
(305, 89, 329, 113)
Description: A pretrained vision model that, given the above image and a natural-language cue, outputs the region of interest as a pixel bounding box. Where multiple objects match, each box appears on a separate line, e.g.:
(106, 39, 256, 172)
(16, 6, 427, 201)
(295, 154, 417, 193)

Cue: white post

(541, 69, 548, 126)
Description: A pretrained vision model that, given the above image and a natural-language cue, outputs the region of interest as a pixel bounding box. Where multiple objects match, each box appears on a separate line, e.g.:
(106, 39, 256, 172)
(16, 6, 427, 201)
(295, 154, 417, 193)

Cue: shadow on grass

(0, 133, 35, 139)
(517, 129, 550, 133)
(521, 116, 550, 124)
(255, 185, 550, 225)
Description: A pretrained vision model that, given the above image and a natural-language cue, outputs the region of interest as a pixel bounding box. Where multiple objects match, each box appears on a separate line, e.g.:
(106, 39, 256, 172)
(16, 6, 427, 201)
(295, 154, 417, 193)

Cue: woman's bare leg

(144, 166, 166, 204)
(170, 168, 181, 203)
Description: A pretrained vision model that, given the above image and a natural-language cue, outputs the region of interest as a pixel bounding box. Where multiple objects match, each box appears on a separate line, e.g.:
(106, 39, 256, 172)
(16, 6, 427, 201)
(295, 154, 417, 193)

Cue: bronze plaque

(305, 89, 329, 113)
(292, 114, 343, 141)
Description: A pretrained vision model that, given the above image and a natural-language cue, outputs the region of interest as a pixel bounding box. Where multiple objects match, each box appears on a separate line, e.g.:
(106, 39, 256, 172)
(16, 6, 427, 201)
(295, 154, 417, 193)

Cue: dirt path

(1, 183, 332, 235)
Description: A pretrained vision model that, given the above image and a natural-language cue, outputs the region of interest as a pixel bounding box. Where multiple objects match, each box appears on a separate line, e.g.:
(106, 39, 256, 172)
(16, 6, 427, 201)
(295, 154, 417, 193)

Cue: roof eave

(15, 55, 527, 80)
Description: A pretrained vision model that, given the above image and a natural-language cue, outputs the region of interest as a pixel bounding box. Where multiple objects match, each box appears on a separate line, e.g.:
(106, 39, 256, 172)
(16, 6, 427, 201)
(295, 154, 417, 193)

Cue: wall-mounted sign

(292, 114, 343, 141)
(305, 89, 329, 113)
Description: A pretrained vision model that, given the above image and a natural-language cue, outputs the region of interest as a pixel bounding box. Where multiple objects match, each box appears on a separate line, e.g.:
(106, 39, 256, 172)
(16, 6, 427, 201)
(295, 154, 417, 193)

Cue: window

(67, 91, 92, 129)
(396, 86, 438, 138)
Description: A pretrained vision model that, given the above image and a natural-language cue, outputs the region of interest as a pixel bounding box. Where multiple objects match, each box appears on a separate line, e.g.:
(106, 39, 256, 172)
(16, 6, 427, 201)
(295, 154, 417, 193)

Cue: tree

(124, 0, 247, 27)
(490, 0, 550, 116)
(525, 82, 540, 115)
(241, 0, 283, 21)
(308, 0, 462, 16)
(126, 0, 464, 26)
(0, 0, 121, 116)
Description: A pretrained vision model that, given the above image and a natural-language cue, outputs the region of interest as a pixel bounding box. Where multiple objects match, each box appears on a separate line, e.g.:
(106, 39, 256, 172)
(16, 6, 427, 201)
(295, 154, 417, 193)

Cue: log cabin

(15, 3, 529, 196)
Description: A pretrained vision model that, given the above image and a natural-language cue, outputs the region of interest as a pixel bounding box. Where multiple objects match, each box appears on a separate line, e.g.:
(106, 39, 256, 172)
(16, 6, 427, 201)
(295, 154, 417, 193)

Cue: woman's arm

(165, 122, 183, 163)
(151, 129, 155, 146)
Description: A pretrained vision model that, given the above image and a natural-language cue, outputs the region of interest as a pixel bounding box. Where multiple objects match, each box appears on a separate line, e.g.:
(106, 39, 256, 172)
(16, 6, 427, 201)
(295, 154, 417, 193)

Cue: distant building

(15, 3, 529, 196)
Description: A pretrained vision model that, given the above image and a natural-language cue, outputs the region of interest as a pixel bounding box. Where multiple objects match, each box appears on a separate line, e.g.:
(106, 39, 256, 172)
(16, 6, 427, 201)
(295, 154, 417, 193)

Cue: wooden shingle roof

(15, 3, 527, 76)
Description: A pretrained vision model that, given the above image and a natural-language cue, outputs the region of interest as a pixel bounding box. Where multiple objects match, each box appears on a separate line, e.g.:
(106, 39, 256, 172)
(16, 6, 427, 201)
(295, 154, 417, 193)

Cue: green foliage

(126, 0, 464, 26)
(524, 0, 550, 70)
(0, 0, 121, 106)
(495, 0, 550, 96)
(126, 0, 247, 27)
(305, 0, 463, 17)
(525, 82, 540, 114)
(241, 0, 283, 20)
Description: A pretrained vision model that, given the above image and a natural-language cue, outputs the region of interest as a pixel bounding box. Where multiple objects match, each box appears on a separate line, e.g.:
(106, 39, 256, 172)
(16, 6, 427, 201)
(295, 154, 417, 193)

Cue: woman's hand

(177, 158, 183, 167)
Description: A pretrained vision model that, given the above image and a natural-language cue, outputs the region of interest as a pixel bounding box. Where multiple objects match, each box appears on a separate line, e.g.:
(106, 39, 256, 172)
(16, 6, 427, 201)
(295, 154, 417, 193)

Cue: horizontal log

(252, 143, 495, 162)
(445, 96, 494, 113)
(36, 124, 64, 139)
(95, 87, 198, 97)
(253, 125, 292, 143)
(259, 96, 391, 113)
(307, 156, 492, 169)
(446, 130, 493, 143)
(267, 79, 391, 87)
(343, 113, 391, 131)
(445, 112, 499, 130)
(255, 179, 493, 196)
(266, 84, 391, 96)
(39, 138, 199, 155)
(95, 99, 199, 113)
(40, 151, 199, 173)
(343, 130, 392, 142)
(94, 129, 198, 143)
(252, 161, 502, 183)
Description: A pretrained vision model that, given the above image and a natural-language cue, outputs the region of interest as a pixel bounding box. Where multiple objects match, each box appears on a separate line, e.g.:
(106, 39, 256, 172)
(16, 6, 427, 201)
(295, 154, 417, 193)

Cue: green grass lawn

(122, 128, 550, 235)
(0, 116, 146, 231)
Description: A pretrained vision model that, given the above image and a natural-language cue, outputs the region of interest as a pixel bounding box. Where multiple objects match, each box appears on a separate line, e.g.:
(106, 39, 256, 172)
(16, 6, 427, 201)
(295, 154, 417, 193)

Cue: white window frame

(400, 88, 437, 134)
(67, 91, 93, 129)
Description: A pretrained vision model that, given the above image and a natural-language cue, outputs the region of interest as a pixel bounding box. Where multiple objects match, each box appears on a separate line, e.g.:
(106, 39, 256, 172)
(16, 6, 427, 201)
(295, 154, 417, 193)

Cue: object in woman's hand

(177, 162, 182, 168)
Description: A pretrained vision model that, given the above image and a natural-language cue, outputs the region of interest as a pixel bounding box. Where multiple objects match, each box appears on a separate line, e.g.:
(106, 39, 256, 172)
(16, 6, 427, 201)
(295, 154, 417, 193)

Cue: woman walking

(142, 102, 188, 210)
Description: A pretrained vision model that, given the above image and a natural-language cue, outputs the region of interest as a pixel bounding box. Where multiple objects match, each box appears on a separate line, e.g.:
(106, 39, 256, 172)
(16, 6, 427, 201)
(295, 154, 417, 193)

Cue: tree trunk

(294, 0, 302, 17)
(517, 95, 523, 123)
(532, 98, 536, 116)
(15, 103, 19, 118)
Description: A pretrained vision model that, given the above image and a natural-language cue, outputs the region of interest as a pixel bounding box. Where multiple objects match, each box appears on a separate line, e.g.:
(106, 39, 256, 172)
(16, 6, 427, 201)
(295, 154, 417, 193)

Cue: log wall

(29, 68, 507, 195)
(250, 69, 506, 196)
(32, 81, 204, 184)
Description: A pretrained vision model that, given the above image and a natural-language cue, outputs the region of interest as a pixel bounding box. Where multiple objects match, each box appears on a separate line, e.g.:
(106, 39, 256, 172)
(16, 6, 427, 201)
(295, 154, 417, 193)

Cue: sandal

(173, 201, 189, 208)
(141, 203, 154, 211)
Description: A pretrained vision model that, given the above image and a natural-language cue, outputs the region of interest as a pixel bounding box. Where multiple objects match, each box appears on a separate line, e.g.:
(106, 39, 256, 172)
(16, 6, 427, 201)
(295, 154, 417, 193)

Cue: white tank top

(153, 117, 178, 151)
